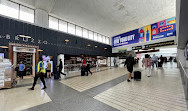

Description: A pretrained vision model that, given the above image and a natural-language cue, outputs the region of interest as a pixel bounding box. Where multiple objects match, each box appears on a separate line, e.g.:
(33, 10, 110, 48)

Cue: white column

(177, 48, 186, 67)
(35, 9, 49, 28)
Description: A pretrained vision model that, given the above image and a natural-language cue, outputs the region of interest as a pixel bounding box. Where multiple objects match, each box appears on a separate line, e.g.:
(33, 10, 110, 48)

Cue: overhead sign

(132, 40, 174, 50)
(112, 17, 176, 47)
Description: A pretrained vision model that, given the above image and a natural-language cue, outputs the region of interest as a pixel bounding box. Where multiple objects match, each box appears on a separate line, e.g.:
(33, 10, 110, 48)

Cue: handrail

(179, 60, 188, 78)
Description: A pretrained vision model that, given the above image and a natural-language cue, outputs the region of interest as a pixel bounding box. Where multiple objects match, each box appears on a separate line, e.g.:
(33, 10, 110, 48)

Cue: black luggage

(54, 73, 59, 80)
(134, 71, 141, 80)
(158, 62, 162, 67)
(81, 66, 86, 76)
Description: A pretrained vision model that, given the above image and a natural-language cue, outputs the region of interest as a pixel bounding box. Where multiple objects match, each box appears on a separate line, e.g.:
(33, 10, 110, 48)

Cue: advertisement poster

(112, 17, 176, 47)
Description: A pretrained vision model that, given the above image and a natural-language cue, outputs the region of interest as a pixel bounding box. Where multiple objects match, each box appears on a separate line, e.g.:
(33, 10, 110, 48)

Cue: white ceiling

(12, 0, 176, 37)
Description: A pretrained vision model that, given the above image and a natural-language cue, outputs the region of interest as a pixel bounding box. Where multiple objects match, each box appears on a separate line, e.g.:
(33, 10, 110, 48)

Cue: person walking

(113, 58, 116, 67)
(57, 59, 66, 78)
(30, 57, 47, 90)
(46, 61, 51, 79)
(18, 61, 25, 79)
(151, 54, 158, 68)
(86, 61, 92, 76)
(124, 54, 134, 82)
(158, 55, 164, 68)
(143, 54, 153, 77)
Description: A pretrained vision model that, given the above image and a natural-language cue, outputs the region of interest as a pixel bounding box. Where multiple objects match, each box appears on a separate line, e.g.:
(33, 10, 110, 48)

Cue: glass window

(102, 35, 106, 43)
(59, 20, 67, 32)
(76, 26, 82, 37)
(0, 0, 19, 19)
(98, 34, 102, 42)
(94, 33, 98, 41)
(68, 23, 75, 35)
(106, 37, 110, 44)
(83, 29, 88, 38)
(49, 16, 58, 30)
(88, 31, 93, 40)
(20, 6, 34, 23)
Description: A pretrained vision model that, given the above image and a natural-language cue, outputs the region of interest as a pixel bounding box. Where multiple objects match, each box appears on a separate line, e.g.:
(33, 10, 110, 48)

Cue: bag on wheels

(134, 71, 141, 80)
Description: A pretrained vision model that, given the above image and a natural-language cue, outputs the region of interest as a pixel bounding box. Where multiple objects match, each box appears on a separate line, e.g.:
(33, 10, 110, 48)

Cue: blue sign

(112, 17, 176, 48)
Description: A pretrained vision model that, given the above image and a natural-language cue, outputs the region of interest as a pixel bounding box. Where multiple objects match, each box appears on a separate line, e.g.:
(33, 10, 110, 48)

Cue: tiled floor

(0, 85, 51, 111)
(0, 62, 187, 111)
(60, 67, 132, 92)
(94, 63, 187, 111)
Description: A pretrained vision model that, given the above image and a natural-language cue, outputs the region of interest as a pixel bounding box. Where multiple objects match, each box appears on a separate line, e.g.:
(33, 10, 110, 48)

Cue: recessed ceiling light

(95, 46, 98, 48)
(104, 48, 107, 50)
(18, 35, 31, 38)
(88, 44, 91, 47)
(65, 39, 69, 42)
(0, 46, 8, 48)
(38, 49, 43, 52)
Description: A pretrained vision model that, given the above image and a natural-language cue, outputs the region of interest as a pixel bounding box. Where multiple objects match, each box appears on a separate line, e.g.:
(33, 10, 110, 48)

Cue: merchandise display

(0, 58, 13, 89)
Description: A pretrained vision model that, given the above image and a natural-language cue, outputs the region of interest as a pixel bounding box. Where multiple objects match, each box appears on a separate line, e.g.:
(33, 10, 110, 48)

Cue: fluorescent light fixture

(18, 35, 31, 38)
(0, 46, 8, 48)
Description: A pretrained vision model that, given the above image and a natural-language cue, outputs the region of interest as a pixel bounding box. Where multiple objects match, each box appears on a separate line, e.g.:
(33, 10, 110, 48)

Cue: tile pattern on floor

(94, 66, 187, 111)
(0, 85, 51, 111)
(60, 67, 137, 92)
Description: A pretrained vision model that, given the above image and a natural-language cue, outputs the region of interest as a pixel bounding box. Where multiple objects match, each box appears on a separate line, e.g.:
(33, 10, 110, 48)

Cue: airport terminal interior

(0, 0, 188, 111)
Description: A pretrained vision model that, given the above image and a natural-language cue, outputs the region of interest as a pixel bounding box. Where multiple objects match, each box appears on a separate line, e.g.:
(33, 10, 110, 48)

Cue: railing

(179, 60, 188, 100)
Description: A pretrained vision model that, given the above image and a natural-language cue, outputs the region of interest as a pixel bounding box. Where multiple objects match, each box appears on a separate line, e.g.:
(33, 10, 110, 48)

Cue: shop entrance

(8, 43, 39, 78)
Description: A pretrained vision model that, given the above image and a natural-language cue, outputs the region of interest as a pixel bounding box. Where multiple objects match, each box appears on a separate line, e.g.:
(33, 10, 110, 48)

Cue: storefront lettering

(23, 37, 28, 42)
(0, 34, 50, 45)
(6, 34, 10, 39)
(15, 36, 19, 40)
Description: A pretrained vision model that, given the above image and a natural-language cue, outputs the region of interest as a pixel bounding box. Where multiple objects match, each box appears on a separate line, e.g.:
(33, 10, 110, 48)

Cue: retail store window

(68, 23, 75, 35)
(83, 28, 88, 38)
(94, 32, 98, 41)
(20, 5, 34, 23)
(0, 0, 19, 19)
(76, 26, 82, 37)
(59, 20, 68, 32)
(49, 16, 58, 30)
(89, 31, 94, 40)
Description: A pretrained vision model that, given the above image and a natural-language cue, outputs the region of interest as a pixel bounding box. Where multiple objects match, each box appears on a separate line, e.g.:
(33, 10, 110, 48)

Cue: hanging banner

(112, 17, 176, 47)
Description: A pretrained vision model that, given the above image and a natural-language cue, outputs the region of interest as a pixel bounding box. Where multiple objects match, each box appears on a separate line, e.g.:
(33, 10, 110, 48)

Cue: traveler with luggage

(142, 54, 153, 77)
(124, 53, 134, 82)
(30, 57, 47, 90)
(57, 59, 66, 78)
(81, 58, 87, 76)
(158, 55, 164, 68)
(86, 61, 92, 76)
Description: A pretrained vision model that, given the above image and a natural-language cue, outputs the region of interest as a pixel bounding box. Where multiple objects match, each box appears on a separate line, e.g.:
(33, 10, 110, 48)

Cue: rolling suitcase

(134, 71, 141, 81)
(54, 73, 59, 80)
(81, 66, 86, 76)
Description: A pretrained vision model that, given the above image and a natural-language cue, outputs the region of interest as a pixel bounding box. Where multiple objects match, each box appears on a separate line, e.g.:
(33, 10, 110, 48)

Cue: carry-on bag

(134, 71, 141, 80)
